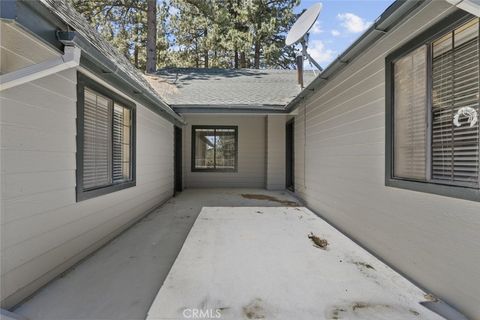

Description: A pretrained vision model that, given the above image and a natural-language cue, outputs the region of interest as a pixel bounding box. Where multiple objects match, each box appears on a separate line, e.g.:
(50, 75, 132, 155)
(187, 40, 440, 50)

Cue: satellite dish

(286, 3, 323, 71)
(286, 3, 322, 46)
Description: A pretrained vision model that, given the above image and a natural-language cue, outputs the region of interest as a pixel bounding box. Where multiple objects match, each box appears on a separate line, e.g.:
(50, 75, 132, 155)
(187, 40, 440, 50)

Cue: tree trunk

(146, 0, 157, 73)
(240, 51, 246, 68)
(254, 41, 260, 69)
(234, 49, 239, 69)
(195, 42, 199, 68)
(204, 28, 208, 68)
(134, 25, 140, 68)
(134, 45, 139, 68)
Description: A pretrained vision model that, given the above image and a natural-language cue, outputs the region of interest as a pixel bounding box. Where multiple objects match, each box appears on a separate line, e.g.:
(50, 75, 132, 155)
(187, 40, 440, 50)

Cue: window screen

(393, 46, 428, 180)
(83, 88, 112, 189)
(192, 126, 237, 171)
(113, 104, 132, 183)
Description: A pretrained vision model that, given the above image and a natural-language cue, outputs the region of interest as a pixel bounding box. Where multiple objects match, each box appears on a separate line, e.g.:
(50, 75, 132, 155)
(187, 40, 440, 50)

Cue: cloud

(310, 21, 323, 35)
(337, 13, 371, 33)
(307, 40, 336, 65)
(331, 29, 341, 37)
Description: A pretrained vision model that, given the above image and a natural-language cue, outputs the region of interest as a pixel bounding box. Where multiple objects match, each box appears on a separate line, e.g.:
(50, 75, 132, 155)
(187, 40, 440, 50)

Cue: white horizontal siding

(293, 2, 480, 319)
(183, 115, 266, 188)
(0, 34, 174, 307)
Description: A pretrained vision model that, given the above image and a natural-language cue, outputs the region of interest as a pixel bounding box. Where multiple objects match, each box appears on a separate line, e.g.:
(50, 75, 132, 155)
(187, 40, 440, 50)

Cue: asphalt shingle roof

(37, 1, 316, 113)
(146, 68, 316, 110)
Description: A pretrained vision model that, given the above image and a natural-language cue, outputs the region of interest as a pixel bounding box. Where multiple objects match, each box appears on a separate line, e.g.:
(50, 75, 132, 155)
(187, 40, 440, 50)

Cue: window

(191, 126, 238, 172)
(386, 13, 480, 201)
(77, 73, 136, 201)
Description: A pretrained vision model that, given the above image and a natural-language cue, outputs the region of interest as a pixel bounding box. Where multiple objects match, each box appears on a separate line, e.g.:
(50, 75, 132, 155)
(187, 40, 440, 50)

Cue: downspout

(0, 46, 81, 91)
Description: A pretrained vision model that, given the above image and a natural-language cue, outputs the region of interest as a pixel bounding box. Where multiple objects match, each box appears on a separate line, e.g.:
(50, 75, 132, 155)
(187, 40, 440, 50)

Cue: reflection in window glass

(194, 128, 216, 169)
(215, 129, 236, 169)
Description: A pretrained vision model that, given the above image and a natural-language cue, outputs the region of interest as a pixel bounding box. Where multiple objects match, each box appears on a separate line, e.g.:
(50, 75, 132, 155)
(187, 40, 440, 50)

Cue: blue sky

(294, 0, 394, 69)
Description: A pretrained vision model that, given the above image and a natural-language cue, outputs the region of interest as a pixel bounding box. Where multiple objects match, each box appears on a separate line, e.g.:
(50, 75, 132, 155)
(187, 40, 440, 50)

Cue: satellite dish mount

(299, 34, 323, 71)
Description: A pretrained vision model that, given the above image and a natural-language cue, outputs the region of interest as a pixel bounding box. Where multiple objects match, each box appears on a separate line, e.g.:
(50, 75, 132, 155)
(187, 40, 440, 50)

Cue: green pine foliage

(70, 0, 300, 70)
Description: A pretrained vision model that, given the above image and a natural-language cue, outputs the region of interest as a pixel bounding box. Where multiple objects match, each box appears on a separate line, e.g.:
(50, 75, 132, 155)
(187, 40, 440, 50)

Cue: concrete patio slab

(13, 189, 300, 320)
(146, 206, 444, 320)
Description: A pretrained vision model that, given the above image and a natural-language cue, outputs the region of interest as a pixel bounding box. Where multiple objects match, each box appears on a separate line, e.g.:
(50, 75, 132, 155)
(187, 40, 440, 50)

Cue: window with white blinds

(77, 75, 135, 201)
(431, 19, 479, 186)
(389, 17, 480, 196)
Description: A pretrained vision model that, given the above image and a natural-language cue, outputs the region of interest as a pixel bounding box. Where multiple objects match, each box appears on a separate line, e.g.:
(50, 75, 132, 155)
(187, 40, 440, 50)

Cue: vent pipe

(296, 54, 304, 88)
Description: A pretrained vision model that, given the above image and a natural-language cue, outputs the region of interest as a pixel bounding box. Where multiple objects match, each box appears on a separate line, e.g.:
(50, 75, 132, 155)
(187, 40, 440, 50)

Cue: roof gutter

(57, 31, 185, 125)
(285, 0, 429, 112)
(0, 45, 80, 91)
(173, 104, 287, 114)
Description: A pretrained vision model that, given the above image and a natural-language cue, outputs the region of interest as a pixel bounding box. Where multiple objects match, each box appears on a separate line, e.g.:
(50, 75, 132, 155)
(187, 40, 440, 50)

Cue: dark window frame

(191, 125, 238, 172)
(385, 10, 480, 202)
(76, 72, 136, 202)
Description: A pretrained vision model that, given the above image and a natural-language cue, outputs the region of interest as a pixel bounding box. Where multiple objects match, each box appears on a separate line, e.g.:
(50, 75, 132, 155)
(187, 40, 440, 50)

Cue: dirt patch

(243, 298, 265, 319)
(329, 307, 347, 319)
(423, 293, 439, 302)
(352, 261, 375, 271)
(241, 194, 299, 206)
(409, 309, 420, 316)
(352, 302, 369, 311)
(308, 233, 329, 249)
(326, 302, 419, 319)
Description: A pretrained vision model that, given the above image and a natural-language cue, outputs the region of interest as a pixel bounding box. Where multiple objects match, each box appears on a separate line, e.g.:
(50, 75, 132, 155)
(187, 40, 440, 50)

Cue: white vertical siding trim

(266, 115, 286, 190)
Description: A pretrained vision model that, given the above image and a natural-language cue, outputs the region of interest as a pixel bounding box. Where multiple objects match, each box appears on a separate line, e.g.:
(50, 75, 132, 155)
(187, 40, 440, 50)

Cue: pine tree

(146, 0, 157, 73)
(71, 0, 300, 70)
(71, 0, 170, 71)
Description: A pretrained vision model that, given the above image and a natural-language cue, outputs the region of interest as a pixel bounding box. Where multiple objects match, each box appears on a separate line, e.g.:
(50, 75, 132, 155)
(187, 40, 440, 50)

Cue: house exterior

(146, 68, 315, 189)
(0, 0, 182, 309)
(1, 0, 479, 319)
(284, 2, 480, 318)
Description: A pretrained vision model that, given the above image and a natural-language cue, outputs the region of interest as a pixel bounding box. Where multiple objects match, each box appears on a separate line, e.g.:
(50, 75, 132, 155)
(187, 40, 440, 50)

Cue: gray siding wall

(266, 115, 286, 190)
(292, 2, 480, 318)
(183, 115, 266, 188)
(0, 32, 174, 307)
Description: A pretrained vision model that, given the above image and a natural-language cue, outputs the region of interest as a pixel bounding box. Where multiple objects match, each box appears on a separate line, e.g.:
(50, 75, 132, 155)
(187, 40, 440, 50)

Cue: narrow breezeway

(13, 189, 301, 320)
